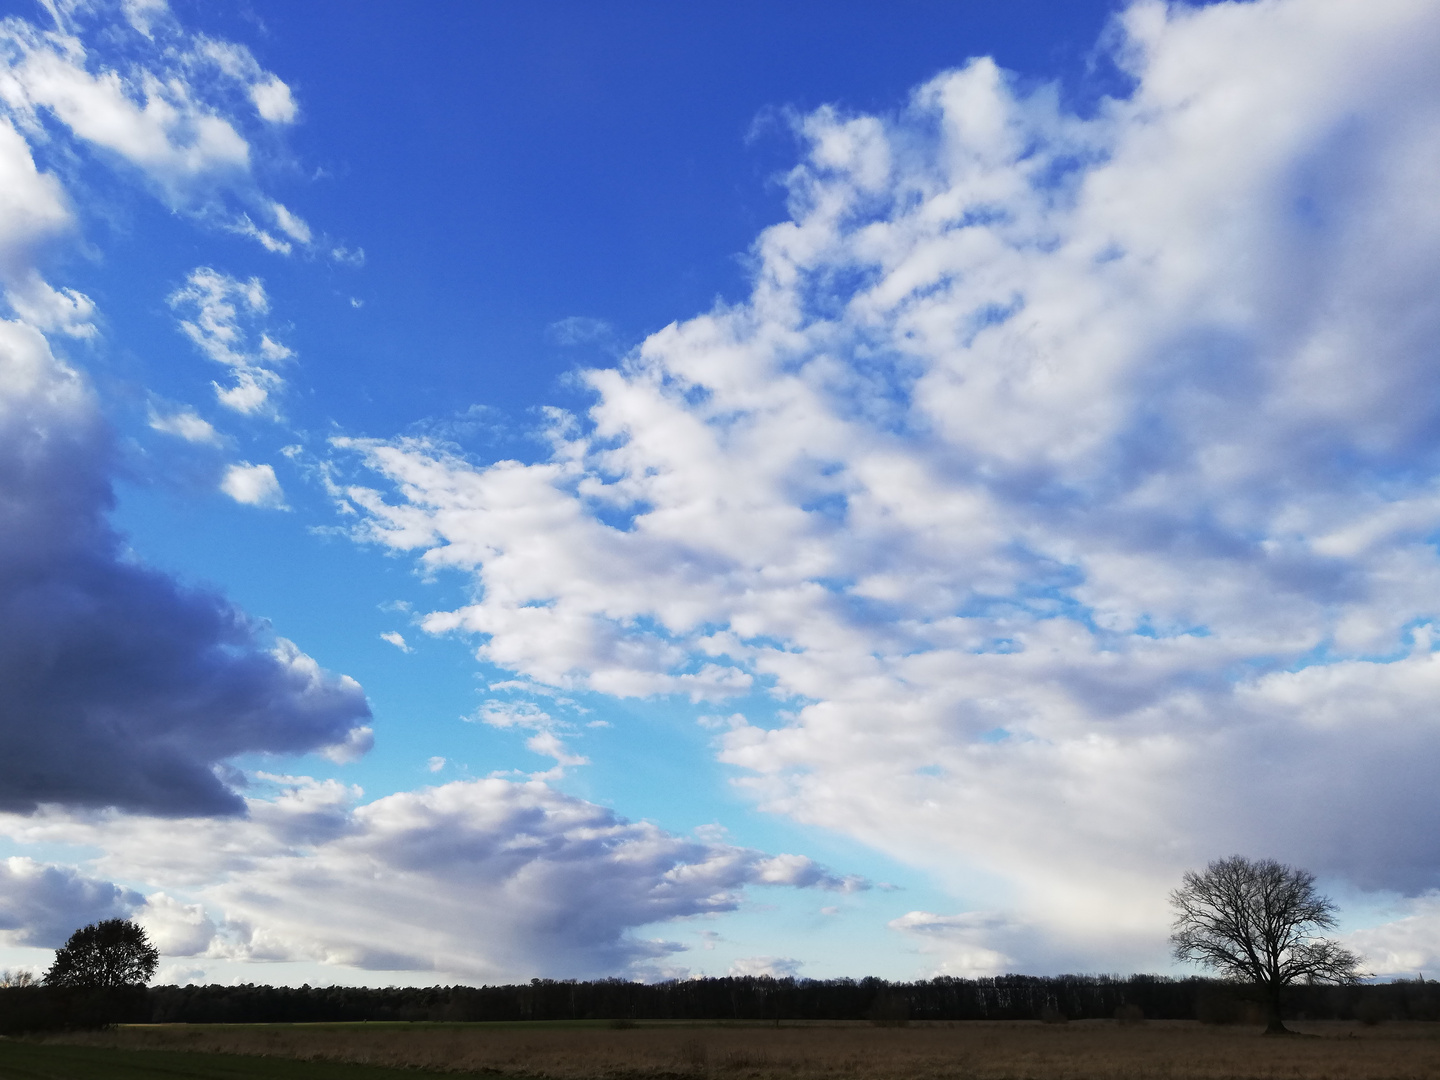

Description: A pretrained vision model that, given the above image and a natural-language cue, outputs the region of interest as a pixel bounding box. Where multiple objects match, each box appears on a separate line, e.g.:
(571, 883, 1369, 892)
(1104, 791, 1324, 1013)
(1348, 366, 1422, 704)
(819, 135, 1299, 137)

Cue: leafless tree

(1171, 855, 1363, 1033)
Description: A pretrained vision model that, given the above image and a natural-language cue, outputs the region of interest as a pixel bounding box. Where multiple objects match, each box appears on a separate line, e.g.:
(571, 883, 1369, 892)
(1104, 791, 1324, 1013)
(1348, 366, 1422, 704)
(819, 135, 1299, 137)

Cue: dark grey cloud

(0, 320, 371, 817)
(0, 857, 141, 948)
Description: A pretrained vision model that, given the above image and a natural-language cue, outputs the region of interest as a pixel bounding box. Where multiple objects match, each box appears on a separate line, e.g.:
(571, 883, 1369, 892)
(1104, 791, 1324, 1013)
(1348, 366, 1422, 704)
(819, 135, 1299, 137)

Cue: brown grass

(47, 1018, 1440, 1079)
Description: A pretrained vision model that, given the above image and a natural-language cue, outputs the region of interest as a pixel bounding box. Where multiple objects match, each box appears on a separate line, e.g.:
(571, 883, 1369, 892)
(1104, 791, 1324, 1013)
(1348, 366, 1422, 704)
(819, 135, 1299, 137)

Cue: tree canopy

(44, 919, 159, 989)
(1171, 855, 1362, 1033)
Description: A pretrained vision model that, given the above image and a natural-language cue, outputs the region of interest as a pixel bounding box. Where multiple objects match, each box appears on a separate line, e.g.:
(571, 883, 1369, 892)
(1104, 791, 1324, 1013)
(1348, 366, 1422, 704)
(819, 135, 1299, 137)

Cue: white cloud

(270, 201, 311, 243)
(4, 272, 95, 338)
(380, 630, 411, 652)
(169, 268, 291, 415)
(470, 699, 588, 774)
(220, 461, 285, 508)
(320, 724, 374, 764)
(729, 956, 802, 979)
(0, 7, 316, 255)
(426, 756, 446, 772)
(250, 77, 297, 125)
(136, 892, 217, 957)
(227, 215, 290, 254)
(888, 911, 1033, 979)
(335, 0, 1440, 972)
(121, 0, 169, 39)
(148, 404, 220, 444)
(0, 777, 862, 982)
(0, 21, 250, 204)
(0, 115, 73, 279)
(1343, 893, 1440, 978)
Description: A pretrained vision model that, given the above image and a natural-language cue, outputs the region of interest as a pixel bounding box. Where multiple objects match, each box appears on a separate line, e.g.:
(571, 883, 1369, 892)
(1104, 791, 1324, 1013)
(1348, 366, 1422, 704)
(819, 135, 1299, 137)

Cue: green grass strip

(0, 1040, 460, 1080)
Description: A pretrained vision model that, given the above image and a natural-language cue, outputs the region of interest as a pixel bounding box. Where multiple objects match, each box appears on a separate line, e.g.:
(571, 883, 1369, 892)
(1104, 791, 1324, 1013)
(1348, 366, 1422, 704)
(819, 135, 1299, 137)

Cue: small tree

(44, 919, 159, 989)
(1171, 855, 1362, 1034)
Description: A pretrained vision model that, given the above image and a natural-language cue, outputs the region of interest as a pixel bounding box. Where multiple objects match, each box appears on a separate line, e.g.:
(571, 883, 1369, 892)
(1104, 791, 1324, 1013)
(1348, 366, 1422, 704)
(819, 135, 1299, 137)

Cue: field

(4, 1019, 1439, 1080)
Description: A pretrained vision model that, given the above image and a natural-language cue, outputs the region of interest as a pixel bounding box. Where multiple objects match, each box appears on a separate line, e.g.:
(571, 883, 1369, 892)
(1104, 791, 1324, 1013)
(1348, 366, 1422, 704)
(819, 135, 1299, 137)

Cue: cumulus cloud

(334, 0, 1440, 971)
(169, 268, 292, 415)
(136, 892, 217, 957)
(0, 6, 372, 821)
(0, 856, 142, 948)
(5, 272, 96, 338)
(250, 77, 297, 124)
(0, 777, 861, 981)
(0, 319, 371, 816)
(1343, 894, 1440, 978)
(220, 461, 285, 508)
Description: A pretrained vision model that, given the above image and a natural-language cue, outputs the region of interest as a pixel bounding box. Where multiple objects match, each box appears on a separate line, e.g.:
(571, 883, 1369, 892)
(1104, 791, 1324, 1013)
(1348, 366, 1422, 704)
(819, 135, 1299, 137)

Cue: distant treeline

(3, 974, 1436, 1033)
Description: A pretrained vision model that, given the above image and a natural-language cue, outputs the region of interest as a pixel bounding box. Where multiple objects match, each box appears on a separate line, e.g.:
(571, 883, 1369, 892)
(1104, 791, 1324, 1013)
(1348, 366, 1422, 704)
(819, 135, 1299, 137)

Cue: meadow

(9, 1018, 1440, 1080)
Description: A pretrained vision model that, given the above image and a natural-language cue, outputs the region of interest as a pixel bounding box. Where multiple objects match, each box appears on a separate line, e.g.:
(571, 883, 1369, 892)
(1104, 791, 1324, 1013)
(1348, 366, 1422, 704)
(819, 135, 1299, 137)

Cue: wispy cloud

(148, 405, 221, 445)
(470, 700, 589, 775)
(169, 268, 292, 415)
(547, 316, 617, 349)
(380, 631, 411, 653)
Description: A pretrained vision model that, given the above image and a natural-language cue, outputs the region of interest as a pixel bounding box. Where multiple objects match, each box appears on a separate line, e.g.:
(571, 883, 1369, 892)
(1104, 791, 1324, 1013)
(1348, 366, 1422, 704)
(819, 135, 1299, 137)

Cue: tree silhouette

(1171, 856, 1362, 1033)
(44, 919, 159, 988)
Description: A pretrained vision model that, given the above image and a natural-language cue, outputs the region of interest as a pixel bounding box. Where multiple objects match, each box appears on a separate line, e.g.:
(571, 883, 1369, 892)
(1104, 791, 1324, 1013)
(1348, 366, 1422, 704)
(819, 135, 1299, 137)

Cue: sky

(1, 0, 1440, 988)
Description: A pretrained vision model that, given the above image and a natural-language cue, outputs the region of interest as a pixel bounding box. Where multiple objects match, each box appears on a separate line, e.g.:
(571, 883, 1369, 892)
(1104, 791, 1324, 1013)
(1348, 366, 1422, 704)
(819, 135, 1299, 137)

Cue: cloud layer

(3, 776, 860, 980)
(337, 0, 1440, 972)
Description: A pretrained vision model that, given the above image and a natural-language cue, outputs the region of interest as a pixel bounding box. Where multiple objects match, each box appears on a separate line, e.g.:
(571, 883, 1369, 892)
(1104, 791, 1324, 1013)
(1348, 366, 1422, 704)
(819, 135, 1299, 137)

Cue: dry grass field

(42, 1018, 1440, 1079)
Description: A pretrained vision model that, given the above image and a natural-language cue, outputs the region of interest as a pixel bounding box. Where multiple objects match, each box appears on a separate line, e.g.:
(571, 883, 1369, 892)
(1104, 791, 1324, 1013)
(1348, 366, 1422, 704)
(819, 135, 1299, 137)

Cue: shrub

(1114, 1003, 1146, 1024)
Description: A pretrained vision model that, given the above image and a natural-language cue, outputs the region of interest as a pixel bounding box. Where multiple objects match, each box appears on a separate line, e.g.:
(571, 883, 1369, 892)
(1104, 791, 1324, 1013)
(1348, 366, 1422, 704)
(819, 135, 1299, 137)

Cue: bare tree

(1171, 855, 1363, 1033)
(44, 919, 159, 989)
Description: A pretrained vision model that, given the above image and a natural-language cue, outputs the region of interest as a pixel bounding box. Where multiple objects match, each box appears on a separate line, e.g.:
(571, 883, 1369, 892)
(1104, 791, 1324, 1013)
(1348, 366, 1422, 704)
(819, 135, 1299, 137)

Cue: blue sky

(3, 0, 1440, 987)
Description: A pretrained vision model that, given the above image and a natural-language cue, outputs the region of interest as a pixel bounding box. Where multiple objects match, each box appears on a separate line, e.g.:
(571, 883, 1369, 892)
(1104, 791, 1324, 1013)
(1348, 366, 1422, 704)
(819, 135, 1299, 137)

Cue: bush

(1195, 987, 1250, 1025)
(867, 991, 910, 1027)
(1114, 1003, 1145, 1024)
(1355, 995, 1390, 1026)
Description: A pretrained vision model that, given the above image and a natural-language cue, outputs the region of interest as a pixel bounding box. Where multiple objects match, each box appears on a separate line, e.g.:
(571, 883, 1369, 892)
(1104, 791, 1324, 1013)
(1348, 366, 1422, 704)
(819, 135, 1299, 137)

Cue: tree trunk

(1263, 981, 1289, 1035)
